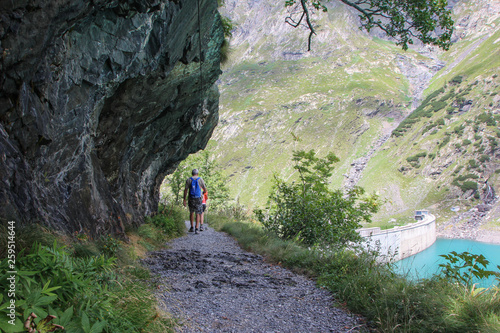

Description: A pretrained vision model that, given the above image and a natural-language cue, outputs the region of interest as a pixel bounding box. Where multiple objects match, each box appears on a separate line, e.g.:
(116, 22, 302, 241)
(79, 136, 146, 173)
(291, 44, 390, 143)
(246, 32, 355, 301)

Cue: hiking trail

(144, 221, 366, 332)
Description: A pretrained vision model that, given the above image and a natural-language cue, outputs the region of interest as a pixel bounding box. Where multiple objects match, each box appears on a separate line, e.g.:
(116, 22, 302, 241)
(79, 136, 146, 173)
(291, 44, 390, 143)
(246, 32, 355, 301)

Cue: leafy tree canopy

(285, 0, 454, 51)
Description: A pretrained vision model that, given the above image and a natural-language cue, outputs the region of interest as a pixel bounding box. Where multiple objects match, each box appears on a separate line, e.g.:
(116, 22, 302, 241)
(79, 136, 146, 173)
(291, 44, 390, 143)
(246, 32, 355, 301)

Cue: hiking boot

(195, 228, 199, 234)
(188, 227, 194, 232)
(199, 225, 204, 231)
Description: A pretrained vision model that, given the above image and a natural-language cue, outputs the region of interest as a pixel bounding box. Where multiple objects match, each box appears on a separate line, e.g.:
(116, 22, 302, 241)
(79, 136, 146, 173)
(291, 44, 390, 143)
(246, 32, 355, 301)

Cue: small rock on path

(144, 221, 365, 332)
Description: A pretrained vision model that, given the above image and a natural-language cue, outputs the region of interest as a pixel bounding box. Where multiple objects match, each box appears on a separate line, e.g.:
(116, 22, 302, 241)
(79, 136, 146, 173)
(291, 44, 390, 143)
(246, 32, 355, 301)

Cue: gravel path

(144, 221, 365, 332)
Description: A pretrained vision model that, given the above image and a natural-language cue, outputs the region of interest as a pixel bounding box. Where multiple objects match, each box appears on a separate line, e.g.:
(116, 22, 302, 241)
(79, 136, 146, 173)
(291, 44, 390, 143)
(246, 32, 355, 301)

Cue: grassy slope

(215, 4, 417, 207)
(358, 21, 500, 226)
(211, 0, 500, 230)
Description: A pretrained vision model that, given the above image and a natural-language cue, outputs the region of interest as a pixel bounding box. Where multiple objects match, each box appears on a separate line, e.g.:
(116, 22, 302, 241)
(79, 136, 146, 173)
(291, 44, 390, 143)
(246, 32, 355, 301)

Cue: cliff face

(0, 0, 223, 235)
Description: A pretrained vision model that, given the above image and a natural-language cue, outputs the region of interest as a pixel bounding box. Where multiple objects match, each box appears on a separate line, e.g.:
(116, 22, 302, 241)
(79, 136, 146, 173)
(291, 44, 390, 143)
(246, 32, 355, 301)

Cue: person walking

(200, 190, 208, 231)
(183, 169, 207, 234)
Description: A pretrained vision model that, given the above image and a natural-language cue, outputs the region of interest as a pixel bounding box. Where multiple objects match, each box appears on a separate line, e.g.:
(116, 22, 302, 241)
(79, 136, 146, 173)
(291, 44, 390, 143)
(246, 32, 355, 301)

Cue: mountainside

(0, 0, 223, 235)
(212, 0, 500, 236)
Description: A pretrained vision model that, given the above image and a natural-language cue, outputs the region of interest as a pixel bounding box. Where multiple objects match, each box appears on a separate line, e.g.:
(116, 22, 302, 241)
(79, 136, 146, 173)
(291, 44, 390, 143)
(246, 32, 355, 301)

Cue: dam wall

(358, 214, 436, 262)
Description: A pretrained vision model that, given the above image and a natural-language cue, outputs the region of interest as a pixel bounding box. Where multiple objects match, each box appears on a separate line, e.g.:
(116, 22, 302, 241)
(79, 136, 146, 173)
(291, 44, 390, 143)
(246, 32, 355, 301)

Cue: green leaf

(34, 295, 57, 307)
(16, 270, 39, 276)
(89, 320, 107, 333)
(81, 312, 91, 333)
(59, 306, 73, 326)
(0, 316, 24, 332)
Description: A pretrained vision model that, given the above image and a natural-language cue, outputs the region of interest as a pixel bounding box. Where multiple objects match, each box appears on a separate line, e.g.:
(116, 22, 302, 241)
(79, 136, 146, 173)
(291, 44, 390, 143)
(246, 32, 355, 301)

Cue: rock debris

(144, 221, 365, 332)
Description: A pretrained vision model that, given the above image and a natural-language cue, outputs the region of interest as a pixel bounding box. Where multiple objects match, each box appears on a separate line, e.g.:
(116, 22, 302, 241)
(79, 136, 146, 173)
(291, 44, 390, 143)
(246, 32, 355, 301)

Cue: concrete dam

(358, 211, 437, 262)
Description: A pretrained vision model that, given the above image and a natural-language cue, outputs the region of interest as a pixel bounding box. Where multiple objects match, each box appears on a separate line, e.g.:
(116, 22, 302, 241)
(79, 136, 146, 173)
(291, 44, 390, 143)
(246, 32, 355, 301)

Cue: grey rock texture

(0, 0, 223, 235)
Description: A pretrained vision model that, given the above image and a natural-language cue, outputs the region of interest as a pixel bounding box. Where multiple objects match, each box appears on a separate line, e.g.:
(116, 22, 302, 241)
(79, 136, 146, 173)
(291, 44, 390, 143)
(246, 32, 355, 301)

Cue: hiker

(201, 190, 208, 230)
(183, 169, 207, 234)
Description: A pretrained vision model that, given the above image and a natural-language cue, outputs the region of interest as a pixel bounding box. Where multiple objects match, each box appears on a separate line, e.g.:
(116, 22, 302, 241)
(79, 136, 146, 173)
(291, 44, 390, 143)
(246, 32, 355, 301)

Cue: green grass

(208, 215, 500, 333)
(0, 206, 186, 333)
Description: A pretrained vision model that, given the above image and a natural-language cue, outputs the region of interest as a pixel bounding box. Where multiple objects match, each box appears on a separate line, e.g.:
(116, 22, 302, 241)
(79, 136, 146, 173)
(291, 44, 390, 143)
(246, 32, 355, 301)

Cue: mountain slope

(358, 1, 500, 231)
(211, 0, 500, 235)
(214, 0, 441, 206)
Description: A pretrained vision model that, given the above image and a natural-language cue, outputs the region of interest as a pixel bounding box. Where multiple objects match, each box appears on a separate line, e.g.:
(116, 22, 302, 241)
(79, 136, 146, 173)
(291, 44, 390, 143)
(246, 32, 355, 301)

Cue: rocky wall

(0, 0, 223, 235)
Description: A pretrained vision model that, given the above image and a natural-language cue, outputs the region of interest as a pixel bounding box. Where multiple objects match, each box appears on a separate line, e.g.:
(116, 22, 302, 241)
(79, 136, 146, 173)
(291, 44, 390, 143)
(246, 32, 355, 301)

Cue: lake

(394, 238, 500, 287)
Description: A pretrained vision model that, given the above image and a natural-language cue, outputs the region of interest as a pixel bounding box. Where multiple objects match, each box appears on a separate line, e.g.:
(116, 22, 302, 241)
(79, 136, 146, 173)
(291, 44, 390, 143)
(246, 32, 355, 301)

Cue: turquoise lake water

(394, 238, 500, 287)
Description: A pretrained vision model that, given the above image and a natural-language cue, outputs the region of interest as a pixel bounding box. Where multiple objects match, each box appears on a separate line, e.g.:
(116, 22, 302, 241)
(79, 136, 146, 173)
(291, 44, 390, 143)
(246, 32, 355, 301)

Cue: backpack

(189, 177, 202, 198)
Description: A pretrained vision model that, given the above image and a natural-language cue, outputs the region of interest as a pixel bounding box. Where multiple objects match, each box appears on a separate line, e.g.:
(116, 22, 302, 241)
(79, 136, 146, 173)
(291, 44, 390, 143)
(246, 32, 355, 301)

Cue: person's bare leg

(195, 213, 201, 230)
(190, 212, 195, 228)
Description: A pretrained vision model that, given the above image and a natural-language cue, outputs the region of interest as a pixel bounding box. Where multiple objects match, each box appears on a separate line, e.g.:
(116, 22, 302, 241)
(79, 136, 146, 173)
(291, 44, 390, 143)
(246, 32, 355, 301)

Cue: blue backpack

(189, 177, 202, 198)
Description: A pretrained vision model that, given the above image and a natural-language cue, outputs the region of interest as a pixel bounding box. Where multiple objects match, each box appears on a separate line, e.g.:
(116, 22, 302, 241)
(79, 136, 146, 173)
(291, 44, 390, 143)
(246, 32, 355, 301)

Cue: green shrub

(460, 181, 478, 192)
(426, 87, 445, 101)
(220, 15, 234, 39)
(479, 154, 490, 163)
(138, 223, 161, 241)
(439, 135, 451, 148)
(455, 174, 479, 182)
(0, 224, 56, 258)
(422, 123, 436, 134)
(0, 234, 175, 333)
(476, 112, 497, 126)
(0, 242, 116, 332)
(488, 137, 498, 148)
(255, 150, 378, 247)
(474, 134, 482, 141)
(392, 88, 446, 136)
(439, 251, 500, 289)
(462, 139, 472, 146)
(450, 75, 463, 85)
(146, 206, 185, 238)
(100, 234, 121, 257)
(431, 101, 447, 112)
(407, 152, 427, 162)
(454, 124, 465, 136)
(468, 159, 479, 169)
(72, 242, 100, 258)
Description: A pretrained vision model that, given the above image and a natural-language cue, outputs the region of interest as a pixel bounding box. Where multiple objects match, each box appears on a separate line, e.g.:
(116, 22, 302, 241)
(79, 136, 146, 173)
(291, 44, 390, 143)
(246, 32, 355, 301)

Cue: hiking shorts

(202, 204, 206, 212)
(188, 197, 203, 214)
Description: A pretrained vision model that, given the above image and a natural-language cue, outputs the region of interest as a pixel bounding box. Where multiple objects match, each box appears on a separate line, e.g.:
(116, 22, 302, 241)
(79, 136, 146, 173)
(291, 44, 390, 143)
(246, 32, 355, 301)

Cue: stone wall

(0, 0, 224, 235)
(359, 215, 436, 262)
